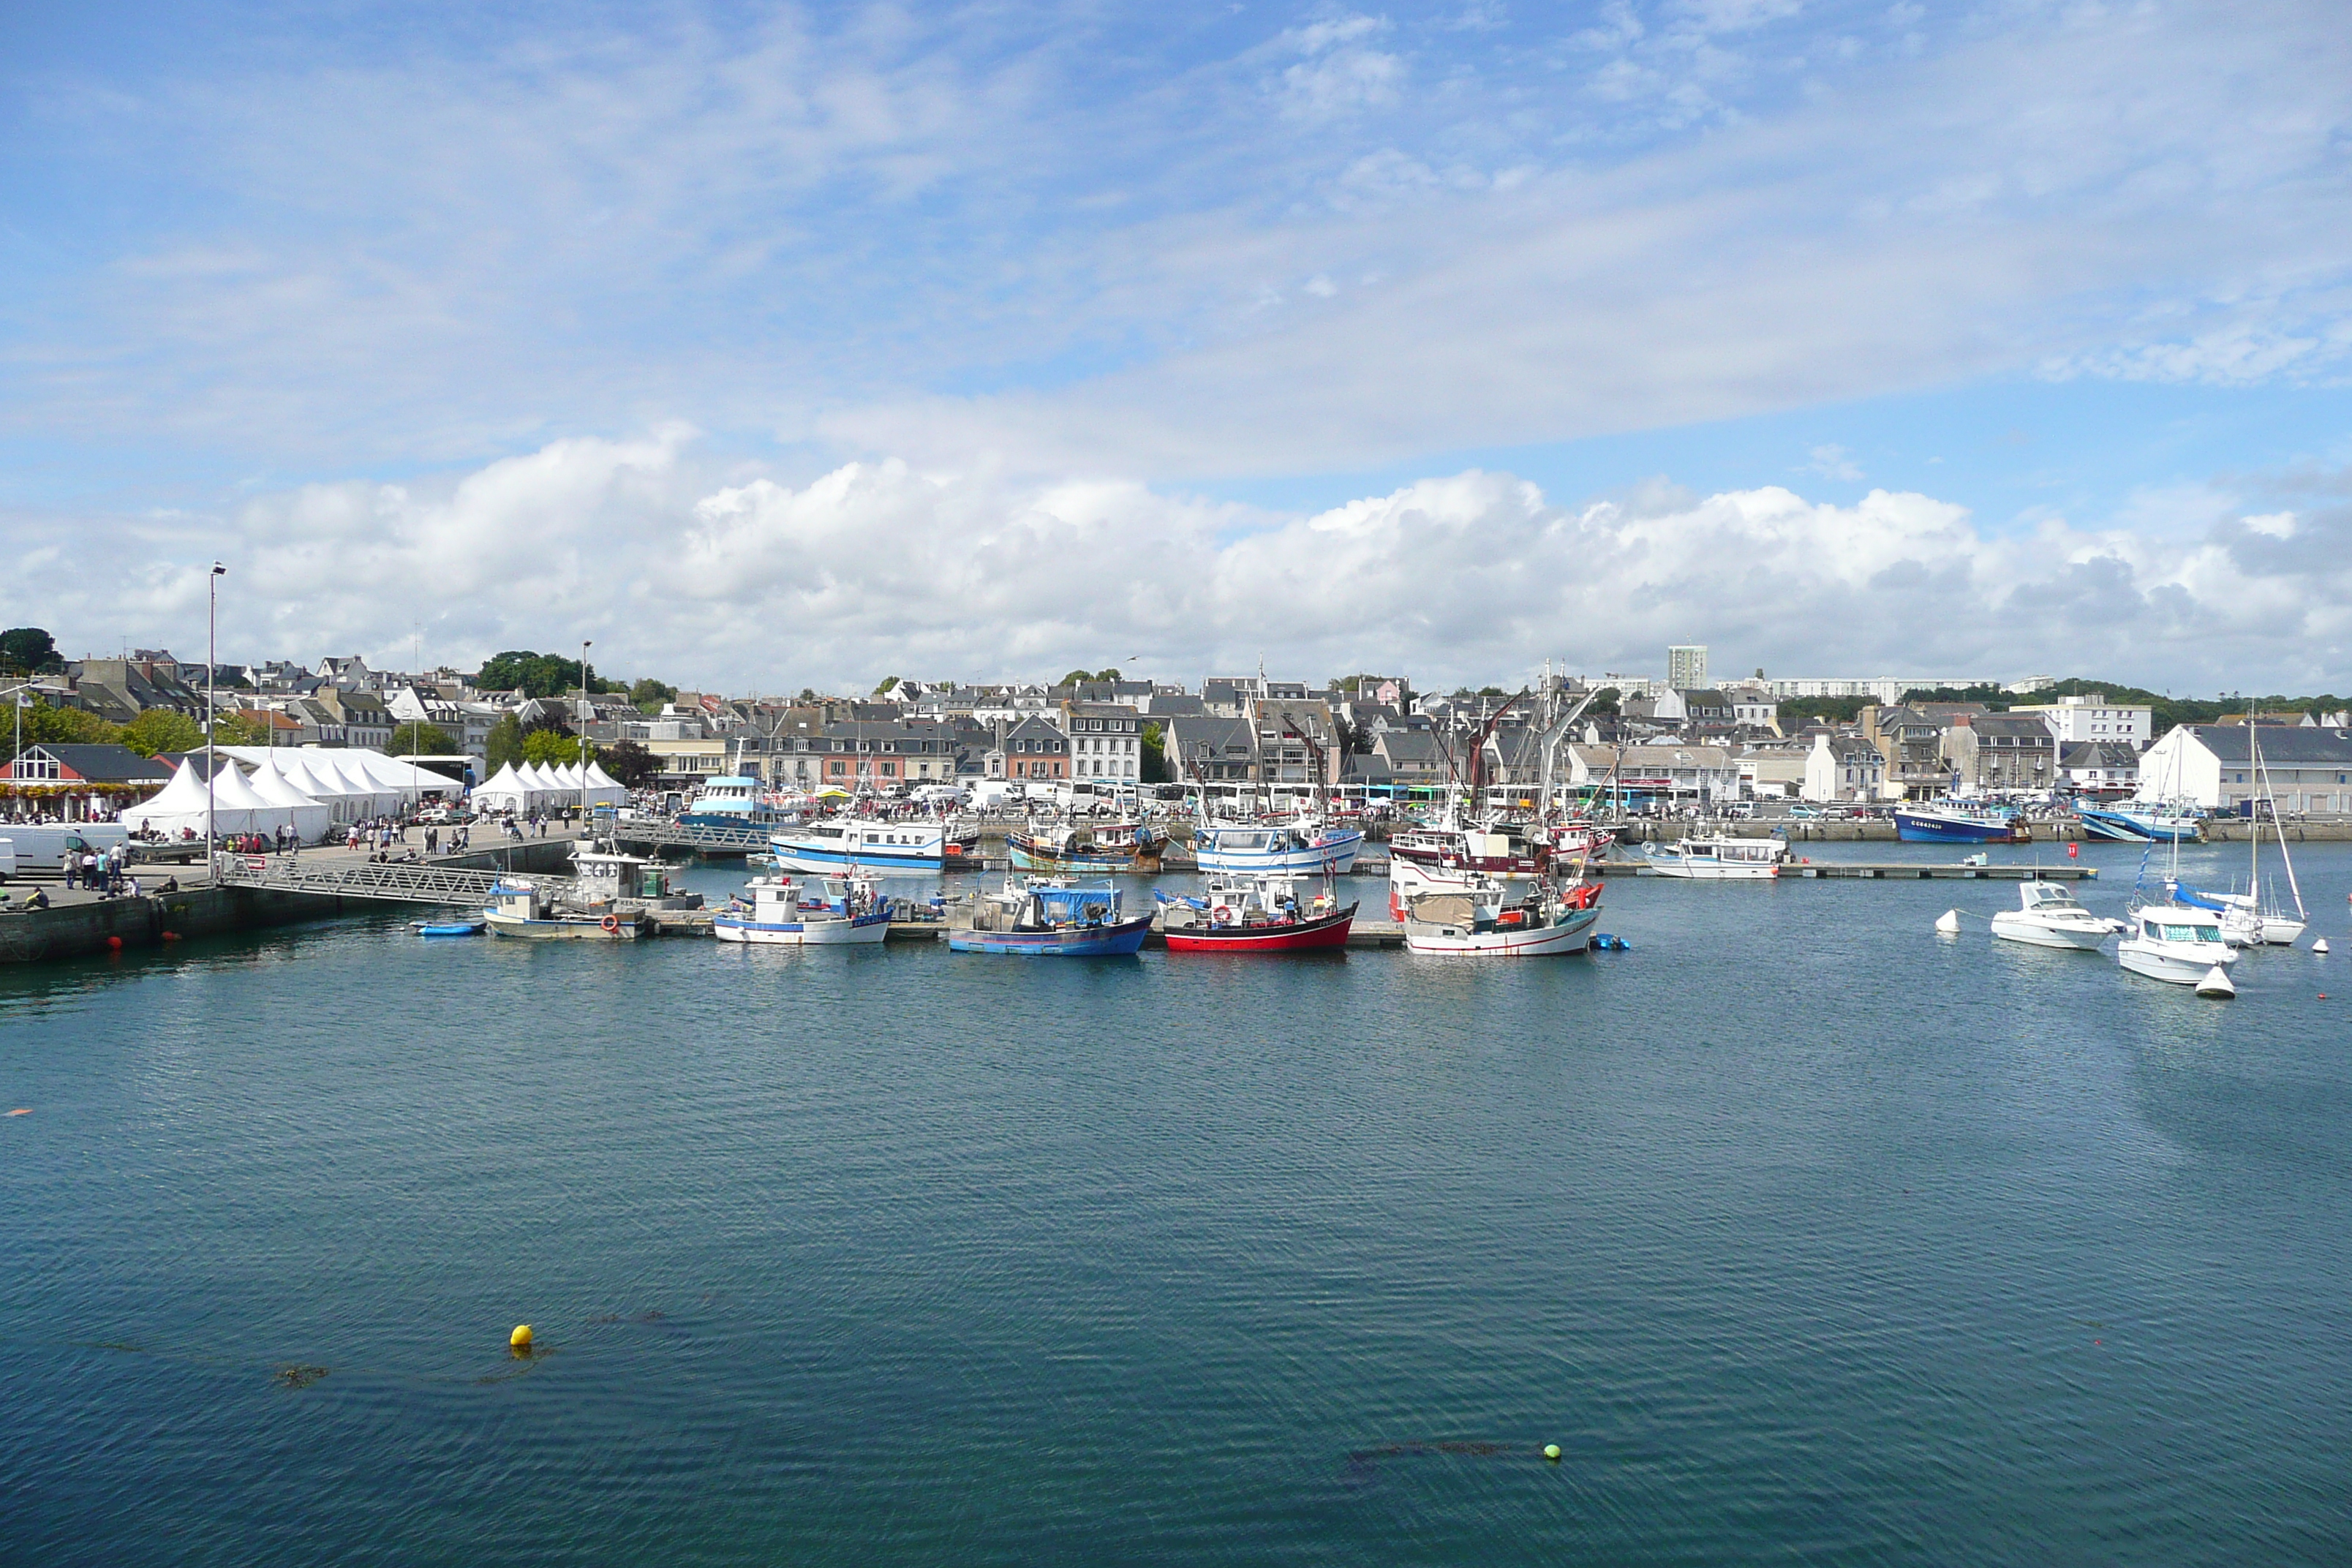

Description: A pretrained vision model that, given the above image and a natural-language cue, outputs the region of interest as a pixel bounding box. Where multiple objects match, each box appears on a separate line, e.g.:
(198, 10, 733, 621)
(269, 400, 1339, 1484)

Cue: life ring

(600, 914, 621, 934)
(1211, 905, 1235, 927)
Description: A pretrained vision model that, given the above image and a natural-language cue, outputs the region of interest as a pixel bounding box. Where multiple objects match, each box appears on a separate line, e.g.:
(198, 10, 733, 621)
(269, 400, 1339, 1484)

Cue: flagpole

(207, 562, 225, 883)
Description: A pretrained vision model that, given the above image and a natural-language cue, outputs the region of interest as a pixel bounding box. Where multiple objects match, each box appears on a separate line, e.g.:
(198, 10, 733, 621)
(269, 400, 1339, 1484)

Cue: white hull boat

(714, 875, 892, 946)
(1645, 834, 1783, 880)
(1194, 820, 1363, 875)
(1399, 870, 1604, 957)
(2117, 903, 2240, 987)
(1989, 881, 2125, 951)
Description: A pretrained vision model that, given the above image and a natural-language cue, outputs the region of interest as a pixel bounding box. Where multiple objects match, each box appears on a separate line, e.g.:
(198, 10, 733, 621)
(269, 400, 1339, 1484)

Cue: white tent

(474, 761, 531, 814)
(207, 758, 286, 835)
(278, 754, 358, 822)
(246, 755, 333, 843)
(581, 761, 630, 807)
(123, 760, 233, 842)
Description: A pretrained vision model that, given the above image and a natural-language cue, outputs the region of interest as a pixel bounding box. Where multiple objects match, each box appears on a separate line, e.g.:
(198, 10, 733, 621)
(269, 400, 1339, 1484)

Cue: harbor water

(4, 840, 2349, 1564)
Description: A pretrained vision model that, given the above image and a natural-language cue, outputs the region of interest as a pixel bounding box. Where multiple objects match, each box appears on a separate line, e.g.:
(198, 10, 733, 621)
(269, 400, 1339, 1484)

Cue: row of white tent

(472, 759, 629, 814)
(124, 747, 462, 844)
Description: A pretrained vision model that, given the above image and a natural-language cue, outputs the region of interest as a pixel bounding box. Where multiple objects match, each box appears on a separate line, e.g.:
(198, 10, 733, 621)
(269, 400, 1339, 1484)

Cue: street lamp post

(580, 640, 592, 834)
(207, 562, 225, 883)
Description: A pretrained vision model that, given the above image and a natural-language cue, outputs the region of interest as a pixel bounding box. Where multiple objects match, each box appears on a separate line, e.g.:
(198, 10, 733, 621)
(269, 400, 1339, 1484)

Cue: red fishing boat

(1158, 875, 1357, 952)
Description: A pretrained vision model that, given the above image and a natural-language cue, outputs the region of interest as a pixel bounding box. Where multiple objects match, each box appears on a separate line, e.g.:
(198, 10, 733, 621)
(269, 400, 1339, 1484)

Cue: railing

(219, 855, 572, 908)
(598, 819, 774, 853)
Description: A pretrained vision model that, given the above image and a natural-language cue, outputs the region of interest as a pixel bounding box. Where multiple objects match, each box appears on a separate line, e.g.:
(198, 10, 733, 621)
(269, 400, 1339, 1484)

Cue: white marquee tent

(246, 755, 333, 843)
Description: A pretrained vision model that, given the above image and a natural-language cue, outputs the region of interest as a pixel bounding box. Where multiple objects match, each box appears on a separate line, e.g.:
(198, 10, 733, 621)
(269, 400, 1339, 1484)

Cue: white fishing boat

(1644, 834, 1784, 880)
(483, 880, 644, 940)
(713, 875, 892, 945)
(2117, 902, 2239, 987)
(769, 818, 980, 874)
(1398, 870, 1602, 957)
(1989, 881, 2125, 950)
(1193, 818, 1363, 875)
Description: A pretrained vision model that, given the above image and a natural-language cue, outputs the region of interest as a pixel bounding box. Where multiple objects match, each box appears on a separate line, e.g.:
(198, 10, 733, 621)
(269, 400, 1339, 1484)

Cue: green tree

(118, 707, 205, 756)
(1140, 722, 1169, 784)
(603, 738, 658, 788)
(523, 728, 591, 766)
(0, 627, 61, 674)
(1092, 668, 1122, 683)
(484, 714, 526, 773)
(873, 675, 902, 695)
(214, 711, 274, 747)
(628, 677, 676, 713)
(477, 650, 611, 698)
(4, 698, 116, 763)
(387, 721, 456, 756)
(1058, 668, 1093, 687)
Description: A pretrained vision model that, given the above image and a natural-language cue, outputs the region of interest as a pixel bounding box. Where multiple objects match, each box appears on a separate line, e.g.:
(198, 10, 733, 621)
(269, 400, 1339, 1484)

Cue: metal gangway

(600, 818, 773, 854)
(218, 854, 574, 908)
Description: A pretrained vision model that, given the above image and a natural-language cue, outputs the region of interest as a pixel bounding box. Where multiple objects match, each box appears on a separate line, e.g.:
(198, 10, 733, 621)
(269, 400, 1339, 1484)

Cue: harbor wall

(0, 837, 581, 966)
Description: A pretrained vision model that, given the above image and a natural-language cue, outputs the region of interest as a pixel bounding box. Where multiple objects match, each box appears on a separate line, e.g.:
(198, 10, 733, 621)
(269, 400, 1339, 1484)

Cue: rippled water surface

(5, 841, 2350, 1564)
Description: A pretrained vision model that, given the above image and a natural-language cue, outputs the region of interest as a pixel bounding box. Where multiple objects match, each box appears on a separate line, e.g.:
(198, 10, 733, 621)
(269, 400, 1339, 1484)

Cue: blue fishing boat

(2077, 802, 2203, 843)
(947, 878, 1152, 956)
(1892, 803, 2027, 843)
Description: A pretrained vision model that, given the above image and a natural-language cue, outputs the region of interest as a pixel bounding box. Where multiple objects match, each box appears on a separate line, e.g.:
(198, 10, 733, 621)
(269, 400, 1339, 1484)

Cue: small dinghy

(412, 917, 486, 938)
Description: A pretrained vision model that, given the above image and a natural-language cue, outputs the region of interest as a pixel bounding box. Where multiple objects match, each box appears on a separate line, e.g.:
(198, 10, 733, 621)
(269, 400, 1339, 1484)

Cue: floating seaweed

(274, 1364, 331, 1390)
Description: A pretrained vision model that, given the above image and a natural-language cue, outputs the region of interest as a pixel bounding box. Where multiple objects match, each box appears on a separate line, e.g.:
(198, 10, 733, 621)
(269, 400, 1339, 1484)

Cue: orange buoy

(106, 935, 123, 951)
(161, 931, 181, 942)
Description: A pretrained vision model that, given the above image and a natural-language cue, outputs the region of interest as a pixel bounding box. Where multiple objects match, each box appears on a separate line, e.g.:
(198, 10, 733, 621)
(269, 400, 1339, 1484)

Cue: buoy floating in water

(1934, 910, 1961, 935)
(1543, 1444, 1561, 1462)
(2315, 938, 2331, 955)
(509, 1324, 534, 1352)
(2195, 965, 2236, 1000)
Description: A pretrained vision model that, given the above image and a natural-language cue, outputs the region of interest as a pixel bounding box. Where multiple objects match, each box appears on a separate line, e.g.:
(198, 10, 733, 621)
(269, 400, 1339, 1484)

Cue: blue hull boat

(2078, 805, 2201, 843)
(412, 917, 486, 937)
(948, 916, 1151, 956)
(1893, 807, 2026, 844)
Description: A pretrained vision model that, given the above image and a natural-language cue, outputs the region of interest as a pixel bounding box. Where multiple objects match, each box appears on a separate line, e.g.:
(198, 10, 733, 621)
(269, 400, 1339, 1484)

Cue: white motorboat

(1399, 870, 1602, 957)
(2117, 902, 2240, 987)
(713, 874, 892, 945)
(1644, 834, 1784, 880)
(1989, 881, 2125, 950)
(769, 818, 980, 874)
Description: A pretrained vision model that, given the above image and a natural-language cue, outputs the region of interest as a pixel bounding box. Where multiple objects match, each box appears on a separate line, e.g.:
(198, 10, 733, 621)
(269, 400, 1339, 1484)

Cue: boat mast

(2252, 720, 2307, 920)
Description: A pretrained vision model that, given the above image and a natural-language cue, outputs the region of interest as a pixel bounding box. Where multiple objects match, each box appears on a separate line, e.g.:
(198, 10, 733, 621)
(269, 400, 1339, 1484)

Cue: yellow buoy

(510, 1323, 534, 1352)
(1543, 1444, 1561, 1462)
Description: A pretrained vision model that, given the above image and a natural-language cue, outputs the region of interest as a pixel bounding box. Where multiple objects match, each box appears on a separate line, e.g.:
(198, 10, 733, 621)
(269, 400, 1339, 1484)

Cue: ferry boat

(713, 875, 892, 945)
(1893, 802, 2029, 843)
(677, 776, 791, 829)
(1398, 871, 1602, 957)
(1008, 821, 1164, 875)
(1643, 835, 1784, 879)
(769, 818, 980, 874)
(1193, 819, 1363, 875)
(483, 880, 645, 940)
(1156, 874, 1356, 952)
(947, 878, 1153, 955)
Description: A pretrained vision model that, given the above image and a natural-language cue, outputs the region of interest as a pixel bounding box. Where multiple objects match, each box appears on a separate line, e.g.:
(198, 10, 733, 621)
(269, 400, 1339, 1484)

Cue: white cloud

(9, 435, 2345, 694)
(1805, 443, 1864, 481)
(1276, 15, 1403, 121)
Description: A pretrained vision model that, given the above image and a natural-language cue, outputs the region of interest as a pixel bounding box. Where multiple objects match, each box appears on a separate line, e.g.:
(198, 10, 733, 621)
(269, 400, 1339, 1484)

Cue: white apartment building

(2009, 693, 2153, 748)
(1667, 645, 1708, 690)
(1058, 701, 1143, 782)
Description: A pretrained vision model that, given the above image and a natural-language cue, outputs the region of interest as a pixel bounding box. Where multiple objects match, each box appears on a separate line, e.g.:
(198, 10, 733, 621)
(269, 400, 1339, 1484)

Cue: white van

(0, 837, 15, 883)
(0, 823, 128, 867)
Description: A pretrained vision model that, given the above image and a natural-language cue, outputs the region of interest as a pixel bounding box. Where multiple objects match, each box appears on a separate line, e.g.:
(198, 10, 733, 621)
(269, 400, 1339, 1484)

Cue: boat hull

(770, 841, 947, 874)
(1161, 904, 1356, 952)
(1403, 903, 1599, 956)
(1388, 842, 1545, 875)
(947, 915, 1153, 956)
(1007, 840, 1145, 875)
(1646, 859, 1778, 881)
(2118, 940, 2236, 985)
(1893, 810, 2027, 844)
(2078, 807, 2199, 843)
(484, 912, 641, 940)
(712, 911, 891, 944)
(1989, 913, 2114, 950)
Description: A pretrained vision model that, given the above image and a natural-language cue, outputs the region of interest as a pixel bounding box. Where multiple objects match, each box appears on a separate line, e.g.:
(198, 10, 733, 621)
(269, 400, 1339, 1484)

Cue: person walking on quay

(61, 851, 78, 890)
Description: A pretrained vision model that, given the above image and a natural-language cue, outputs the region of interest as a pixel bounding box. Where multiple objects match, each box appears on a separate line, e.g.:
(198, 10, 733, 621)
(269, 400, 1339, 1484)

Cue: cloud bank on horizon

(2, 0, 2348, 690)
(19, 431, 2350, 695)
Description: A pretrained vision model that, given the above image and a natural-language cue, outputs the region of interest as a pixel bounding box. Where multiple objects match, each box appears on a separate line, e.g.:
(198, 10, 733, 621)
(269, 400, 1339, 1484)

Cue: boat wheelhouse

(677, 776, 787, 829)
(2117, 902, 2239, 987)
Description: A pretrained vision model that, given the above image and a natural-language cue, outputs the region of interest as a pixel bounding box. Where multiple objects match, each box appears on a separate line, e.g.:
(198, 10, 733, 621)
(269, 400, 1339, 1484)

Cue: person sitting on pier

(19, 887, 48, 911)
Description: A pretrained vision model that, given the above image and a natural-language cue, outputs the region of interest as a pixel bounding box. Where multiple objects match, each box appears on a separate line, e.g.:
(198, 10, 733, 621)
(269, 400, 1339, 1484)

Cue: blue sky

(3, 1, 2348, 691)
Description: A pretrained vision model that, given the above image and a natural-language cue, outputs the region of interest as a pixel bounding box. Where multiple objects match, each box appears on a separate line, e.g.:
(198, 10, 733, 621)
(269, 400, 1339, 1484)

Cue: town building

(1057, 702, 1143, 783)
(999, 715, 1069, 782)
(2009, 693, 2154, 748)
(1666, 645, 1708, 690)
(2138, 724, 2352, 814)
(1801, 733, 1885, 802)
(1940, 713, 2056, 792)
(2058, 741, 2141, 796)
